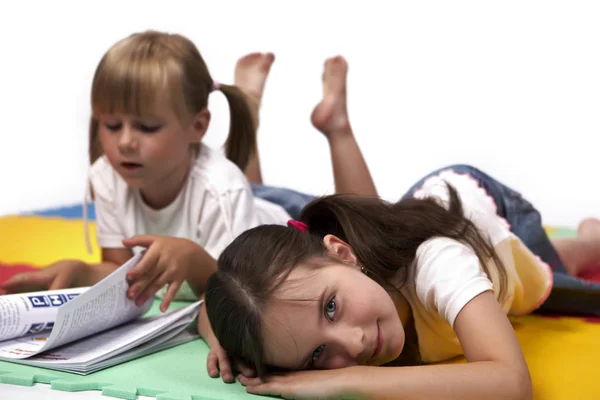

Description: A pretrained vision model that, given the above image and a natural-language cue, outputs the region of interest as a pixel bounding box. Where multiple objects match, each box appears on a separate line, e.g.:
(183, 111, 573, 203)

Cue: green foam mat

(0, 301, 263, 399)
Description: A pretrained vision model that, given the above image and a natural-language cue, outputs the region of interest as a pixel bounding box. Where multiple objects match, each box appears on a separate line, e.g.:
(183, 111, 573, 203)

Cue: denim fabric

(251, 183, 316, 220)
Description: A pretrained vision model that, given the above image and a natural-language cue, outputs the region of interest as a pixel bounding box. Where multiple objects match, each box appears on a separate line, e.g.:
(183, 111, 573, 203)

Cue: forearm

(327, 129, 377, 197)
(197, 299, 219, 348)
(348, 362, 532, 400)
(78, 261, 120, 286)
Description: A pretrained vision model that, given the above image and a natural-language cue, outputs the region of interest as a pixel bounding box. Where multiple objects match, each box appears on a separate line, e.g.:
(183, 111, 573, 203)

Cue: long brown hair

(88, 30, 256, 171)
(206, 184, 508, 376)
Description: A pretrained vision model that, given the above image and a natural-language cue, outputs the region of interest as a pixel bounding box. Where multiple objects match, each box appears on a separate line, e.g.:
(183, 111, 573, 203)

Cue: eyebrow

(295, 285, 329, 370)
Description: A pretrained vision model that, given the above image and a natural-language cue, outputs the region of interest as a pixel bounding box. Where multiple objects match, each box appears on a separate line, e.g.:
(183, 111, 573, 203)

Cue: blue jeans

(251, 183, 316, 220)
(254, 165, 600, 316)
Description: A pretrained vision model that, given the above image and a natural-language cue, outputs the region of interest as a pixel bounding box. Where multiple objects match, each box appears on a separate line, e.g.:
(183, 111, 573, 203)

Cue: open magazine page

(0, 288, 88, 342)
(8, 301, 202, 374)
(19, 301, 201, 366)
(0, 252, 153, 359)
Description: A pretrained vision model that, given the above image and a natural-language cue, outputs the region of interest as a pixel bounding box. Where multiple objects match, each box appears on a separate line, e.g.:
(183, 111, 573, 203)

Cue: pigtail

(88, 117, 102, 165)
(217, 84, 257, 172)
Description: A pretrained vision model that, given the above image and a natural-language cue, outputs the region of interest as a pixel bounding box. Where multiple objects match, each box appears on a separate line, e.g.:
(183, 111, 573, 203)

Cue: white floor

(0, 383, 154, 399)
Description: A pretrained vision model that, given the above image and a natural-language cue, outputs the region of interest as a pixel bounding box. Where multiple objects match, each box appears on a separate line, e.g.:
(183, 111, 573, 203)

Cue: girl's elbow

(508, 367, 533, 400)
(519, 376, 533, 400)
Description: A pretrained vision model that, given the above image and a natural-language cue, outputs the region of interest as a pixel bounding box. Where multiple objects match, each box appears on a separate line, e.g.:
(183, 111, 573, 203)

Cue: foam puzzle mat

(0, 204, 599, 399)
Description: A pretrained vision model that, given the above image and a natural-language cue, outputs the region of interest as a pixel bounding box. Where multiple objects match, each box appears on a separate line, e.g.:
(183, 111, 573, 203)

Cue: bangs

(91, 46, 185, 119)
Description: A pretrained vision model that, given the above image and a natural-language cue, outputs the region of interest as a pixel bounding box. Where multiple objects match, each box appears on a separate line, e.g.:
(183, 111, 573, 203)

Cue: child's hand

(122, 235, 201, 312)
(207, 342, 256, 383)
(238, 368, 353, 399)
(0, 260, 86, 294)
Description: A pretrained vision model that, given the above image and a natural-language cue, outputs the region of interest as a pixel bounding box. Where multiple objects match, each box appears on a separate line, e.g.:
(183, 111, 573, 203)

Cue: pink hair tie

(287, 220, 308, 232)
(212, 81, 221, 92)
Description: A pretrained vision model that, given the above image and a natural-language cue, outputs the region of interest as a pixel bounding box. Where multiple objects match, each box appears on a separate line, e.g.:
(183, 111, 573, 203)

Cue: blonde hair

(88, 30, 256, 171)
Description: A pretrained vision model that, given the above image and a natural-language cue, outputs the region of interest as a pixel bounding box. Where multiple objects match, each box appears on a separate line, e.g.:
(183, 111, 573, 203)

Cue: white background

(1, 0, 599, 227)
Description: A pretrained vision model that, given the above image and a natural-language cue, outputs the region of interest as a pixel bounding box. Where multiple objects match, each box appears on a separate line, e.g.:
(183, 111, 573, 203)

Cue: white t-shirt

(87, 145, 291, 299)
(400, 169, 552, 363)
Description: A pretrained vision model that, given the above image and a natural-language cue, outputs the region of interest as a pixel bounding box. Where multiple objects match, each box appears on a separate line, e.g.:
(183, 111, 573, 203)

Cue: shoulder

(189, 145, 250, 196)
(89, 156, 124, 199)
(89, 156, 113, 180)
(413, 237, 493, 327)
(414, 237, 484, 282)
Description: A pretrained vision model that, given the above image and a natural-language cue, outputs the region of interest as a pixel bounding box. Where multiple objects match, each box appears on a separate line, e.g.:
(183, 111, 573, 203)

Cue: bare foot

(311, 56, 352, 137)
(577, 217, 600, 240)
(234, 52, 274, 185)
(234, 52, 275, 104)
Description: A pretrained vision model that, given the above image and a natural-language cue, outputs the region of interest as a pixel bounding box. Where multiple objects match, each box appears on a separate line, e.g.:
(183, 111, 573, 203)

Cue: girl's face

(261, 237, 407, 371)
(97, 97, 208, 207)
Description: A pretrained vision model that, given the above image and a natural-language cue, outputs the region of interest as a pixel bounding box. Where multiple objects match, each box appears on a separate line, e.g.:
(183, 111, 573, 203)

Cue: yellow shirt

(401, 170, 552, 363)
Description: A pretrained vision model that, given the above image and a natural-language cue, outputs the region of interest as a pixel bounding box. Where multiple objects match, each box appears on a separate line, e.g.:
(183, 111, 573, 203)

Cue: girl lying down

(201, 164, 600, 400)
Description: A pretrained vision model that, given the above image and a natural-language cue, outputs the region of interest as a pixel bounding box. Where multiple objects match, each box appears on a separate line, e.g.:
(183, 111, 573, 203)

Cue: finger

(245, 382, 281, 396)
(218, 351, 235, 383)
(238, 375, 265, 386)
(128, 268, 161, 302)
(126, 247, 160, 283)
(235, 360, 256, 378)
(122, 235, 157, 249)
(48, 271, 73, 291)
(159, 281, 182, 312)
(206, 352, 220, 378)
(135, 268, 170, 306)
(1, 271, 52, 292)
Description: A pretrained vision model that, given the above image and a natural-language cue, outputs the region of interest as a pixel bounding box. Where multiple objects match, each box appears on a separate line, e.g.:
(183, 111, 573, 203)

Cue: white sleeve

(198, 188, 259, 260)
(414, 237, 493, 327)
(90, 170, 126, 249)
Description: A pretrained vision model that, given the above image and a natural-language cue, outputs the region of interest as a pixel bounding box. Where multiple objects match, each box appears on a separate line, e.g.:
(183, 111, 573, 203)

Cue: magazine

(0, 252, 201, 374)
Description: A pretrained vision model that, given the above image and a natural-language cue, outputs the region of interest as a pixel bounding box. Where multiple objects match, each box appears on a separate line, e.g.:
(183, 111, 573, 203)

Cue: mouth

(371, 322, 383, 362)
(120, 162, 143, 171)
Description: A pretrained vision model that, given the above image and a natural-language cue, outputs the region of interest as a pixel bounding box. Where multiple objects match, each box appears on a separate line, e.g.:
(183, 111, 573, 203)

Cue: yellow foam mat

(514, 315, 600, 398)
(0, 216, 101, 266)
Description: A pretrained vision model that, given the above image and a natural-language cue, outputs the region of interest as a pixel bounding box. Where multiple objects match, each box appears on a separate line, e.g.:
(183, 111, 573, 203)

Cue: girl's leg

(250, 55, 378, 198)
(549, 236, 600, 277)
(310, 56, 378, 198)
(555, 217, 600, 273)
(233, 52, 275, 185)
(578, 217, 600, 239)
(240, 56, 377, 219)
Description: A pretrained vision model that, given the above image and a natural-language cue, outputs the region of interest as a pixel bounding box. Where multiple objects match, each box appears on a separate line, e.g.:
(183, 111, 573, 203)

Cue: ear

(323, 234, 357, 265)
(188, 109, 211, 143)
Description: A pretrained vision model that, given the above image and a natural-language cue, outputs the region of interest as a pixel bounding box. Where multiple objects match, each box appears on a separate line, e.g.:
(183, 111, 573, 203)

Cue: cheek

(98, 132, 118, 160)
(325, 355, 357, 370)
(144, 133, 188, 161)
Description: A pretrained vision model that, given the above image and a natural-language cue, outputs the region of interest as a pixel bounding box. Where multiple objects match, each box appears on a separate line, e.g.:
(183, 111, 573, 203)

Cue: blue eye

(310, 298, 337, 367)
(312, 345, 325, 362)
(325, 298, 336, 321)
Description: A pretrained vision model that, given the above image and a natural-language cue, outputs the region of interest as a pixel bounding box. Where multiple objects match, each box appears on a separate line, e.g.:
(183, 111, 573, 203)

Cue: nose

(118, 125, 138, 154)
(335, 325, 366, 364)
